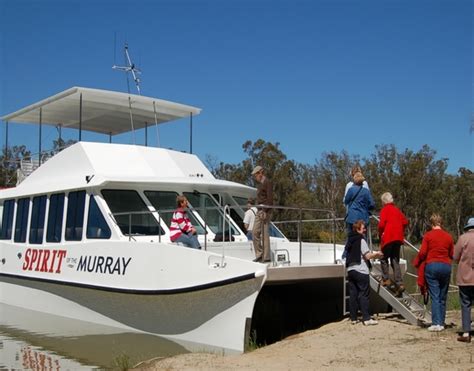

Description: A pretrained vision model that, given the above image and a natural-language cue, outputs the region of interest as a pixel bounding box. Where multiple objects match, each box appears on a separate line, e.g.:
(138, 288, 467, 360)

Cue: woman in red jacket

(378, 192, 408, 296)
(415, 213, 454, 332)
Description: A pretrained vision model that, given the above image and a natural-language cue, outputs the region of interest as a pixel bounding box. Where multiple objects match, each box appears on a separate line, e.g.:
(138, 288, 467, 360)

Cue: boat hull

(0, 241, 266, 353)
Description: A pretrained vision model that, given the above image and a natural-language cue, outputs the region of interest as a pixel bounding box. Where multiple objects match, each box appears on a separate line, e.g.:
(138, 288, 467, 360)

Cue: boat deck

(266, 263, 345, 284)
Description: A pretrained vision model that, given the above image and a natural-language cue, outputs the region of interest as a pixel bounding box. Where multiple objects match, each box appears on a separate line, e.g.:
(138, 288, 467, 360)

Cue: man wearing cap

(251, 165, 273, 263)
(454, 217, 474, 342)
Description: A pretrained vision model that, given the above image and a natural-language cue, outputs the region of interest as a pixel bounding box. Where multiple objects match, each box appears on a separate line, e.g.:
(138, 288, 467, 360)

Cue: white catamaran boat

(0, 87, 348, 353)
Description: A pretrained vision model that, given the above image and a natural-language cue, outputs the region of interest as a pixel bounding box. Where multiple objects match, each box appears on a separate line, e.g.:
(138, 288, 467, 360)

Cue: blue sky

(0, 0, 472, 173)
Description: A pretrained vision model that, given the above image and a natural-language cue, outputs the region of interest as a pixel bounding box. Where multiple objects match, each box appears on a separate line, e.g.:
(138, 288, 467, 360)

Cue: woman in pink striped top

(169, 195, 201, 249)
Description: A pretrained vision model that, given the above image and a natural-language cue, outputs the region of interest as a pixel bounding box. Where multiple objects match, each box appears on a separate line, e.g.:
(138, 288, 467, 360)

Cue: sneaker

(253, 257, 262, 262)
(363, 319, 378, 326)
(428, 325, 444, 332)
(351, 320, 358, 325)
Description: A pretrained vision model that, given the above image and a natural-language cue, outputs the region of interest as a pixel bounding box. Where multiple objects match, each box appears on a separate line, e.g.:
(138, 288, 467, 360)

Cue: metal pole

(128, 96, 136, 144)
(145, 122, 148, 147)
(79, 93, 83, 141)
(298, 208, 302, 266)
(153, 101, 160, 148)
(4, 121, 8, 187)
(332, 212, 337, 263)
(39, 108, 42, 165)
(109, 133, 112, 143)
(189, 112, 193, 154)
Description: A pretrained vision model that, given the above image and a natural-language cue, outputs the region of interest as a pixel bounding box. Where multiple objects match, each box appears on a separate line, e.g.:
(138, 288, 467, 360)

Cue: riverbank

(136, 310, 473, 370)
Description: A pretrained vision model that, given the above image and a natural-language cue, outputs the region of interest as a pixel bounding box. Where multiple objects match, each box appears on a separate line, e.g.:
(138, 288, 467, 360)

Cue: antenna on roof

(112, 43, 142, 95)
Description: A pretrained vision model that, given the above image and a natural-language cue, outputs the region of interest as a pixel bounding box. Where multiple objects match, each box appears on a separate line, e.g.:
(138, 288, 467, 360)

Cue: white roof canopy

(1, 87, 202, 135)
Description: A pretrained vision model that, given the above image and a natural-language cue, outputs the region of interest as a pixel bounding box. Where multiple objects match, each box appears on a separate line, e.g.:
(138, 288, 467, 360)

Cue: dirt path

(136, 311, 474, 370)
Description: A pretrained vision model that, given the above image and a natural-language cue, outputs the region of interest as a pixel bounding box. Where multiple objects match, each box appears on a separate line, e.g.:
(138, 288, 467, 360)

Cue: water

(0, 304, 189, 369)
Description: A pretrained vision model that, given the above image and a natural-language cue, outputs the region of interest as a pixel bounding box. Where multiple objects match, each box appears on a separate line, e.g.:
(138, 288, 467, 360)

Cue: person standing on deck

(378, 192, 409, 296)
(453, 217, 474, 342)
(344, 172, 375, 235)
(251, 166, 273, 263)
(343, 165, 369, 205)
(243, 198, 257, 241)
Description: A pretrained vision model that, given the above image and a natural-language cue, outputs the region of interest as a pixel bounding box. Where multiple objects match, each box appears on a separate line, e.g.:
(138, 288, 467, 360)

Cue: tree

(0, 145, 32, 187)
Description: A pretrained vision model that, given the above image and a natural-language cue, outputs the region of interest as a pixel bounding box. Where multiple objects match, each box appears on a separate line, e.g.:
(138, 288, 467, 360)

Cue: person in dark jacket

(346, 220, 383, 325)
(378, 192, 409, 296)
(251, 165, 273, 263)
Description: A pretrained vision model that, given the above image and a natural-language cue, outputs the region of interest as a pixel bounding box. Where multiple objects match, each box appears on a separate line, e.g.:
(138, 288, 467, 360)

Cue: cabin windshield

(183, 192, 239, 235)
(102, 190, 164, 236)
(144, 191, 206, 235)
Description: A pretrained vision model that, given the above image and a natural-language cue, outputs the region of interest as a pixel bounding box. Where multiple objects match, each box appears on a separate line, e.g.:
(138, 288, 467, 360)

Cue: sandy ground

(135, 311, 474, 370)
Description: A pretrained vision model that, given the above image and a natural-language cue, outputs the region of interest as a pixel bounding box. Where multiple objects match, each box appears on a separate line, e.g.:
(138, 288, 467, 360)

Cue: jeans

(380, 241, 402, 284)
(459, 286, 474, 332)
(347, 270, 371, 321)
(425, 262, 451, 326)
(175, 233, 201, 249)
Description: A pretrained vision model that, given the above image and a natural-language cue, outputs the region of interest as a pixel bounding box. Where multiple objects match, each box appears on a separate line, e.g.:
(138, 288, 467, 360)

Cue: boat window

(143, 191, 205, 234)
(233, 196, 248, 207)
(29, 195, 47, 244)
(46, 193, 65, 243)
(102, 190, 164, 236)
(0, 199, 15, 240)
(65, 190, 86, 241)
(183, 192, 238, 235)
(14, 198, 30, 243)
(87, 195, 111, 239)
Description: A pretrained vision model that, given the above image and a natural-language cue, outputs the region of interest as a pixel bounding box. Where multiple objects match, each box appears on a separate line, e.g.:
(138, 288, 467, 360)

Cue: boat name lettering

(76, 256, 132, 275)
(22, 248, 67, 274)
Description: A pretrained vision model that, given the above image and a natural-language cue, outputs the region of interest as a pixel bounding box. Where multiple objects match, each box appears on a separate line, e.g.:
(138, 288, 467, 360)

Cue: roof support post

(4, 120, 8, 187)
(109, 132, 112, 143)
(79, 93, 83, 141)
(39, 108, 42, 166)
(153, 101, 160, 148)
(128, 96, 136, 144)
(4, 120, 8, 156)
(189, 112, 193, 154)
(145, 122, 148, 147)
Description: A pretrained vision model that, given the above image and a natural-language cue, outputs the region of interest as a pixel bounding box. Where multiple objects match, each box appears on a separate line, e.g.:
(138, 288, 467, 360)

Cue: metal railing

(109, 203, 341, 265)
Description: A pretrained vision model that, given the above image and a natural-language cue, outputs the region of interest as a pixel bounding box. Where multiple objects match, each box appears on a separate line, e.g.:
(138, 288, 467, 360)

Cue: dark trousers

(347, 270, 371, 321)
(380, 241, 402, 284)
(459, 286, 474, 332)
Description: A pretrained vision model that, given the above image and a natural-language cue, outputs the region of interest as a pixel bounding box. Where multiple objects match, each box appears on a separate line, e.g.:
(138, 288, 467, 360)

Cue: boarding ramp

(365, 216, 432, 326)
(369, 266, 431, 325)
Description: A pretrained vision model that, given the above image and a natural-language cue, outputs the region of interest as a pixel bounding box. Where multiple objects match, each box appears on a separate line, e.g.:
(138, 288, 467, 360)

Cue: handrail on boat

(111, 203, 341, 265)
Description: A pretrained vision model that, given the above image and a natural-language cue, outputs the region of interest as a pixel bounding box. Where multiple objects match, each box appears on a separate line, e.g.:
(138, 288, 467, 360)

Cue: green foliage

(212, 140, 473, 243)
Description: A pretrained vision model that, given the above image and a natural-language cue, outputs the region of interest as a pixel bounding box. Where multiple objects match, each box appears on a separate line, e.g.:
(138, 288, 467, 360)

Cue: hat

(464, 217, 474, 231)
(251, 165, 263, 175)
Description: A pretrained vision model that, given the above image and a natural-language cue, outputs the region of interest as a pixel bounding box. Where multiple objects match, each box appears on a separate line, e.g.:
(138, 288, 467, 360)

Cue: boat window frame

(14, 197, 30, 243)
(101, 189, 164, 236)
(65, 190, 86, 241)
(86, 195, 112, 239)
(0, 199, 15, 240)
(46, 193, 65, 243)
(29, 195, 47, 244)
